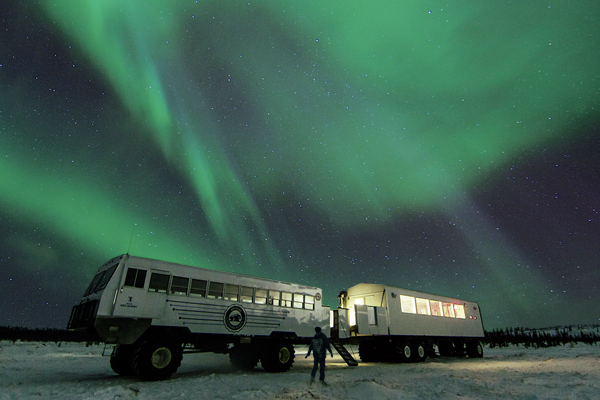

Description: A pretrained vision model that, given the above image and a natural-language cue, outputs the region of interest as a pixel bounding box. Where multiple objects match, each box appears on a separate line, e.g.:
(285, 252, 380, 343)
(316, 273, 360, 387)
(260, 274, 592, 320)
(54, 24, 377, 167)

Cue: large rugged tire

(411, 342, 427, 363)
(466, 341, 484, 358)
(132, 338, 183, 381)
(260, 341, 294, 372)
(110, 344, 136, 376)
(229, 344, 260, 370)
(393, 341, 412, 362)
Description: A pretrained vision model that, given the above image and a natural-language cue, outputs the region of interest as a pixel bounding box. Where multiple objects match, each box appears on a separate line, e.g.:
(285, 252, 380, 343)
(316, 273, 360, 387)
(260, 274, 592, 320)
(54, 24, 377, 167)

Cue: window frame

(255, 288, 268, 304)
(241, 286, 254, 303)
(224, 284, 239, 301)
(170, 276, 190, 295)
(207, 281, 224, 299)
(430, 300, 443, 317)
(416, 297, 431, 315)
(281, 292, 293, 308)
(269, 290, 281, 306)
(305, 295, 315, 310)
(148, 272, 170, 293)
(400, 295, 417, 314)
(442, 302, 456, 318)
(190, 279, 207, 298)
(454, 304, 466, 319)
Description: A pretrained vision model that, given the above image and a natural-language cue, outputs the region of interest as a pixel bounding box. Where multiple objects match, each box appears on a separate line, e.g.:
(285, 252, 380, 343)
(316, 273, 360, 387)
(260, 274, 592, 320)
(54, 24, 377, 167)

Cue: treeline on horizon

(0, 326, 100, 344)
(485, 325, 600, 348)
(1, 325, 599, 347)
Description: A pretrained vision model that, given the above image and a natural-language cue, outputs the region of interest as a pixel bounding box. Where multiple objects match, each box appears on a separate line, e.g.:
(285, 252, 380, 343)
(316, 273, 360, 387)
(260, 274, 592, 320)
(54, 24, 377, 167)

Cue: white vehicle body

(337, 283, 484, 338)
(69, 254, 329, 343)
(334, 284, 485, 362)
(68, 254, 330, 380)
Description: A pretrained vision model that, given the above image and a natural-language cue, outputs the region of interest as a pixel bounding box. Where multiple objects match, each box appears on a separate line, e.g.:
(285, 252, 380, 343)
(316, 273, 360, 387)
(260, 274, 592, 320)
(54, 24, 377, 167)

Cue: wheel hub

(403, 345, 411, 359)
(151, 347, 172, 369)
(278, 347, 291, 364)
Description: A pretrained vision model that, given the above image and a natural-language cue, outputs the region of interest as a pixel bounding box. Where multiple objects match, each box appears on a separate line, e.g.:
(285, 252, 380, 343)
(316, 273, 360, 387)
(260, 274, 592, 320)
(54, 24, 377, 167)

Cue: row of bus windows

(400, 295, 466, 319)
(124, 268, 316, 310)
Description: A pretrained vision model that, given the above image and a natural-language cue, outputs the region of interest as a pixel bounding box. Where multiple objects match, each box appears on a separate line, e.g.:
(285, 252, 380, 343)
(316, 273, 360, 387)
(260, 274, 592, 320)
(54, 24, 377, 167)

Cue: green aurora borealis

(1, 1, 599, 329)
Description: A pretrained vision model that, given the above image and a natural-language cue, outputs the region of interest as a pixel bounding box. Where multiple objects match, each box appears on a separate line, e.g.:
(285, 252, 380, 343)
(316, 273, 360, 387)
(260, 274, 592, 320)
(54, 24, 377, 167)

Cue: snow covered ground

(1, 340, 598, 399)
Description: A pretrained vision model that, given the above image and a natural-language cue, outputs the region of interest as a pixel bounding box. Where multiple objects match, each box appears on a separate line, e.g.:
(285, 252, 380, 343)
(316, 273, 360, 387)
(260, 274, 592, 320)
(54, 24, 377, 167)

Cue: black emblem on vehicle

(224, 305, 247, 332)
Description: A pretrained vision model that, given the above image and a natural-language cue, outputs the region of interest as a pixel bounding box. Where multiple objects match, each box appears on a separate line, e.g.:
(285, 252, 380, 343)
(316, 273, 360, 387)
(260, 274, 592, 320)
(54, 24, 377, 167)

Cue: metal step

(331, 341, 358, 366)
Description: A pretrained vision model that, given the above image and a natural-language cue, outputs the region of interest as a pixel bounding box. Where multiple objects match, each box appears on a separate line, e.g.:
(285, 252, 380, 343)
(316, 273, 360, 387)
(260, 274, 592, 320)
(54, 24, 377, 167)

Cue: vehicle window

(416, 298, 431, 315)
(224, 284, 239, 301)
(368, 306, 377, 325)
(293, 293, 303, 309)
(430, 301, 443, 316)
(305, 295, 315, 310)
(208, 282, 224, 299)
(84, 264, 121, 296)
(400, 295, 416, 314)
(241, 286, 253, 303)
(84, 272, 105, 296)
(96, 264, 118, 292)
(190, 279, 207, 297)
(149, 273, 170, 293)
(269, 290, 280, 306)
(255, 289, 267, 304)
(282, 292, 292, 308)
(170, 276, 189, 295)
(442, 302, 455, 318)
(124, 268, 147, 289)
(454, 304, 466, 319)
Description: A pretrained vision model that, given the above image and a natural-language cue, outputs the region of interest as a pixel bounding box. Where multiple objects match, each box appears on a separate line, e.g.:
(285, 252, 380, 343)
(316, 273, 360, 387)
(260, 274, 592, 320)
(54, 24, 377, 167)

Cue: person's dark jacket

(307, 331, 333, 359)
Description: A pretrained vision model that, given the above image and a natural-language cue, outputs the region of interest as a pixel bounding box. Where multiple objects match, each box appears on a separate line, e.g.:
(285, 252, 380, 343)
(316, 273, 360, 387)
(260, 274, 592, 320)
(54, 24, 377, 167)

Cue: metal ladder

(331, 341, 358, 366)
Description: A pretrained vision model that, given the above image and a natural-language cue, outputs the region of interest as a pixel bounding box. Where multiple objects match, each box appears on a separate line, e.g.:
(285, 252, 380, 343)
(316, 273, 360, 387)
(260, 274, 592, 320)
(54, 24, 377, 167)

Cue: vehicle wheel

(260, 341, 294, 372)
(110, 344, 136, 376)
(466, 341, 484, 358)
(394, 341, 412, 362)
(132, 338, 183, 381)
(412, 342, 427, 363)
(229, 344, 260, 370)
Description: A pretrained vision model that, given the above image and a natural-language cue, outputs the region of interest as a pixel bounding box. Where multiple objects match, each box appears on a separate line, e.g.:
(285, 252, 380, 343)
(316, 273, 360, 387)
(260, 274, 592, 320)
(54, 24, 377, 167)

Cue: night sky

(1, 1, 599, 330)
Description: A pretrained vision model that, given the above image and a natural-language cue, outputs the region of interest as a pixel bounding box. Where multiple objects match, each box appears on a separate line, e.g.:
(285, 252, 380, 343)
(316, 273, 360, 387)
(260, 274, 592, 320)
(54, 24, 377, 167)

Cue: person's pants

(311, 356, 326, 381)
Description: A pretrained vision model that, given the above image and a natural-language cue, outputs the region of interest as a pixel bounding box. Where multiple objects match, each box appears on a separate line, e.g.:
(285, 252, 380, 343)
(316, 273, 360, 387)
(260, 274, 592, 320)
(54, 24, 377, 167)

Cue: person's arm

(305, 343, 313, 358)
(325, 337, 333, 357)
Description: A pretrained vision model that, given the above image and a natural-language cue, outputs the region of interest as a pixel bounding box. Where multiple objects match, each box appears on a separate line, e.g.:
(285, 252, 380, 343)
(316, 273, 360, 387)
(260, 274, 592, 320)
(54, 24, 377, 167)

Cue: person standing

(305, 326, 333, 384)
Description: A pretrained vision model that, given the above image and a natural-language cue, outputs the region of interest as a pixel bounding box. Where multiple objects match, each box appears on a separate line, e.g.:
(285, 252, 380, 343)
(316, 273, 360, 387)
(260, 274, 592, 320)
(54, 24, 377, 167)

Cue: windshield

(83, 264, 118, 296)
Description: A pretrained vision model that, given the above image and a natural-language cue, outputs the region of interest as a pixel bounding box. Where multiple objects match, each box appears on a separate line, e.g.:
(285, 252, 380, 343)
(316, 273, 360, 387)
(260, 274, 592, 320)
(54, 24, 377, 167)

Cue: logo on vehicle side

(224, 305, 247, 332)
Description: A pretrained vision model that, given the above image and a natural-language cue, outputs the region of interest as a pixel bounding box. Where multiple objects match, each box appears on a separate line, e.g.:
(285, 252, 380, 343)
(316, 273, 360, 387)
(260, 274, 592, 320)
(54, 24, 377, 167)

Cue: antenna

(127, 223, 137, 255)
